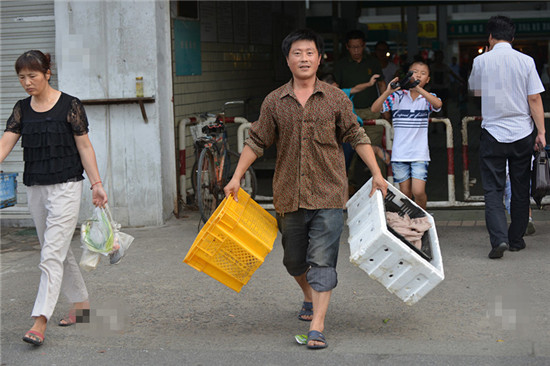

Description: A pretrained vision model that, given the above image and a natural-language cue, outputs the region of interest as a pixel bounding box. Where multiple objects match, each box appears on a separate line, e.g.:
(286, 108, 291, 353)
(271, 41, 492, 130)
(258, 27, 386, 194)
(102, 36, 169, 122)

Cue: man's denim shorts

(392, 161, 429, 184)
(276, 209, 343, 292)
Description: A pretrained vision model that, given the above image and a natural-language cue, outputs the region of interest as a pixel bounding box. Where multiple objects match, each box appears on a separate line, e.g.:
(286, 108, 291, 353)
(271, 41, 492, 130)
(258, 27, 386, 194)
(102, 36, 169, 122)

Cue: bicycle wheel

(191, 138, 209, 200)
(191, 160, 198, 197)
(197, 148, 218, 223)
(227, 150, 257, 199)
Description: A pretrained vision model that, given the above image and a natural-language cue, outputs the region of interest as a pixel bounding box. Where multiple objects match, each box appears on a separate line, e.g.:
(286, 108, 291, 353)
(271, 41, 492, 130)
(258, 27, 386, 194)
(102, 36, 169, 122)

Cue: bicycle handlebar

(221, 100, 245, 123)
(202, 121, 225, 136)
(223, 100, 245, 108)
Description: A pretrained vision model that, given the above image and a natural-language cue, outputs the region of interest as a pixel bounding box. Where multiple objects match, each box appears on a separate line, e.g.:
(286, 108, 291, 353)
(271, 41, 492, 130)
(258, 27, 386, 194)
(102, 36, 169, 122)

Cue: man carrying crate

(224, 29, 387, 350)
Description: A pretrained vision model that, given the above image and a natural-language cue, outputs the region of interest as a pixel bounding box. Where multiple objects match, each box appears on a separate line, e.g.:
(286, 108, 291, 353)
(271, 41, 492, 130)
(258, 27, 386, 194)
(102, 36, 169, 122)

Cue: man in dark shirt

(334, 30, 386, 140)
(225, 29, 387, 350)
(334, 30, 388, 186)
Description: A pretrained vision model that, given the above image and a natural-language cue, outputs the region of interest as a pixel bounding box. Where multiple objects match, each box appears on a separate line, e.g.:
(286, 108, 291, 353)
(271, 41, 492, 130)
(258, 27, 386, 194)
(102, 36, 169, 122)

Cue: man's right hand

(535, 132, 547, 151)
(224, 177, 241, 201)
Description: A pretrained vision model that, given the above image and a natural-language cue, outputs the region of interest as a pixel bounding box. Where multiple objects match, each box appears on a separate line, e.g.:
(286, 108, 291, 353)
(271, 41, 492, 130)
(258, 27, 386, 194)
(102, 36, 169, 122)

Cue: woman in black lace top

(0, 50, 108, 346)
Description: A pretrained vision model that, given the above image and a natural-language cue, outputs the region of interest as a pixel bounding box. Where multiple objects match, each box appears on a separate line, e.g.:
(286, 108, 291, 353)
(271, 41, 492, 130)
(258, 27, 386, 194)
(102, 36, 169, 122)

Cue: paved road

(1, 208, 550, 365)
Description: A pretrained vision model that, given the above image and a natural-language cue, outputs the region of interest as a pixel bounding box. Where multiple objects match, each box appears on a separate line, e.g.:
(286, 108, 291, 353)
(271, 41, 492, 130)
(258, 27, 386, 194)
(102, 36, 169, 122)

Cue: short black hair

(281, 29, 324, 58)
(487, 16, 515, 42)
(375, 41, 388, 49)
(345, 30, 366, 44)
(410, 61, 431, 75)
(320, 73, 335, 84)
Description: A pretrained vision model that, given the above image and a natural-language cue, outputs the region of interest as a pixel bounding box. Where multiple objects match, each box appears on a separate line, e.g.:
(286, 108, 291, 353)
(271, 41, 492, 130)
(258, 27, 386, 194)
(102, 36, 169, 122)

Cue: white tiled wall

(171, 1, 305, 203)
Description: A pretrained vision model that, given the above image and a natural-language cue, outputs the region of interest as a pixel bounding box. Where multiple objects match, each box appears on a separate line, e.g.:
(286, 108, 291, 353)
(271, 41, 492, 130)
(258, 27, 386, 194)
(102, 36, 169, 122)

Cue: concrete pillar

(437, 5, 448, 60)
(340, 1, 359, 33)
(406, 6, 419, 62)
(54, 0, 175, 226)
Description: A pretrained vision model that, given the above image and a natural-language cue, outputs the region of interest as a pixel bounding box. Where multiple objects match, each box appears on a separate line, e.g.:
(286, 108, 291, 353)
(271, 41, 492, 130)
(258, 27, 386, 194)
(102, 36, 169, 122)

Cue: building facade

(1, 1, 548, 226)
(0, 0, 303, 226)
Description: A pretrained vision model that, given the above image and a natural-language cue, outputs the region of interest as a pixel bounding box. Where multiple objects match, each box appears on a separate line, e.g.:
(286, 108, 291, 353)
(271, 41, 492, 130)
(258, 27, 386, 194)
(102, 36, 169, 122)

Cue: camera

(390, 71, 420, 90)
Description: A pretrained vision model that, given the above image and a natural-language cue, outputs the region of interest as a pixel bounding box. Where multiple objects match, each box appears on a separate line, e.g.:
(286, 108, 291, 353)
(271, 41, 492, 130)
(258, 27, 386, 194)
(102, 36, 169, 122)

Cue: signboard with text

(174, 19, 201, 76)
(368, 21, 437, 38)
(448, 18, 550, 38)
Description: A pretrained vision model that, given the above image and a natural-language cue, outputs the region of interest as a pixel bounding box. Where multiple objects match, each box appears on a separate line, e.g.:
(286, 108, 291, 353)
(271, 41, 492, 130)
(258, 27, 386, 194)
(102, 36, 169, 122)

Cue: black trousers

(479, 129, 534, 249)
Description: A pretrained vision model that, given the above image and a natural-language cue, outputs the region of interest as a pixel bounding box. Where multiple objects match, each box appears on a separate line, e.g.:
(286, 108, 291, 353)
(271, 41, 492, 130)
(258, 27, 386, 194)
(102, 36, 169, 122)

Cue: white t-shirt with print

(381, 90, 441, 162)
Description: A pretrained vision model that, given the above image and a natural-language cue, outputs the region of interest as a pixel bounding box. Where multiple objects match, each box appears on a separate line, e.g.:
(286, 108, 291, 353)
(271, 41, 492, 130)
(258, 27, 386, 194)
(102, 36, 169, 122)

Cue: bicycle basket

(190, 120, 212, 142)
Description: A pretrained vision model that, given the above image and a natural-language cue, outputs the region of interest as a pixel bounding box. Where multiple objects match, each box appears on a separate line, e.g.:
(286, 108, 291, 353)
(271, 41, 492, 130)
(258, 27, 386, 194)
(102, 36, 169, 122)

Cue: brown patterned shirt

(245, 78, 371, 214)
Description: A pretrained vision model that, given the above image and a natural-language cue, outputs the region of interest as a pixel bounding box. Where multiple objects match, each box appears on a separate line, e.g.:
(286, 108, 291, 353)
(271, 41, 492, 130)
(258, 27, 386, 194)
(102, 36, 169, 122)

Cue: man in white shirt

(468, 16, 546, 259)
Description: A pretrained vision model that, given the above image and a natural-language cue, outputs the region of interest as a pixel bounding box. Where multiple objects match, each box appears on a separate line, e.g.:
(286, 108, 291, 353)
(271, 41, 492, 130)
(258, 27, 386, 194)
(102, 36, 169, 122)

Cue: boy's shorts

(392, 161, 429, 184)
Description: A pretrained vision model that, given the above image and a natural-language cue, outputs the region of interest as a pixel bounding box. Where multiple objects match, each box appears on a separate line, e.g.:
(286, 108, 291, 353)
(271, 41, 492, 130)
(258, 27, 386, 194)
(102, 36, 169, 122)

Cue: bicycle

(192, 108, 257, 224)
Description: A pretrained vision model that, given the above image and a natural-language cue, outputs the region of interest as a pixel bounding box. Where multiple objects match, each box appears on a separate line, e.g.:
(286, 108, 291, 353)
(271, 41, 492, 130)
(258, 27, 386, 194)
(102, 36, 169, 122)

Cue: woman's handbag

(531, 144, 550, 209)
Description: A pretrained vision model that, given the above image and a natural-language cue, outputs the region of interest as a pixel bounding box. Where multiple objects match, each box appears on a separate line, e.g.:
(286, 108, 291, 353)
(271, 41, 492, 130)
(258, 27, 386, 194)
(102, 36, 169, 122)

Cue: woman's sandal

(58, 314, 76, 327)
(59, 308, 90, 326)
(22, 330, 45, 346)
(297, 301, 313, 321)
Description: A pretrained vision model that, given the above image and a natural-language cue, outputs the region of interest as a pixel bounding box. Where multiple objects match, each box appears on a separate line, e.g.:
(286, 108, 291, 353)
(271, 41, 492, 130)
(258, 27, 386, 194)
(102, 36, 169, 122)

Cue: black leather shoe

(509, 245, 525, 252)
(488, 242, 509, 259)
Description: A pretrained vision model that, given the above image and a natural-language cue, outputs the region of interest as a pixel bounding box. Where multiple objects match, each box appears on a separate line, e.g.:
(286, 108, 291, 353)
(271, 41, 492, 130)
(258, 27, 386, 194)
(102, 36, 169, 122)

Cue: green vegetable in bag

(81, 207, 114, 254)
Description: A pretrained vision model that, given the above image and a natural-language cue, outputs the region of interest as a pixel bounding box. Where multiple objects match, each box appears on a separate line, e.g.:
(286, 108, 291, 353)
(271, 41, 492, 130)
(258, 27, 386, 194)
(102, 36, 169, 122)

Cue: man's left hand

(370, 174, 388, 198)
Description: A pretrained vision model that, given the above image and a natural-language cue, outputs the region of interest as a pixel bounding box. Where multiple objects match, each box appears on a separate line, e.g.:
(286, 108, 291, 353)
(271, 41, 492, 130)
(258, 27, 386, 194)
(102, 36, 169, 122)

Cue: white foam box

(346, 178, 444, 305)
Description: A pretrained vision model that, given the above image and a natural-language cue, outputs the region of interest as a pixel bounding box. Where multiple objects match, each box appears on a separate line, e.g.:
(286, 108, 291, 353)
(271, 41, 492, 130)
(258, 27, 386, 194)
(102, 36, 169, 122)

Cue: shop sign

(448, 18, 550, 37)
(368, 21, 437, 38)
(174, 19, 202, 76)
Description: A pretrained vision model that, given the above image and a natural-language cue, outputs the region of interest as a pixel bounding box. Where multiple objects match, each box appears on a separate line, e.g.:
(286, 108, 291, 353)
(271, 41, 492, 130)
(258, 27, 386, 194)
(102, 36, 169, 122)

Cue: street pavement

(1, 207, 550, 366)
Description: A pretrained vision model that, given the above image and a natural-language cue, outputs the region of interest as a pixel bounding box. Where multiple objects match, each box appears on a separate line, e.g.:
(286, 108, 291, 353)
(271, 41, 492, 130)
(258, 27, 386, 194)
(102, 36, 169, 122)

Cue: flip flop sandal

(297, 301, 313, 321)
(22, 330, 44, 346)
(306, 330, 328, 350)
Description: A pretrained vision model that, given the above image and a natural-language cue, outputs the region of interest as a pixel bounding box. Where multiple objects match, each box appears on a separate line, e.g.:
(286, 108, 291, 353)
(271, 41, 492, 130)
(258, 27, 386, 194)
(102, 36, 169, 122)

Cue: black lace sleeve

(4, 101, 22, 134)
(67, 98, 89, 136)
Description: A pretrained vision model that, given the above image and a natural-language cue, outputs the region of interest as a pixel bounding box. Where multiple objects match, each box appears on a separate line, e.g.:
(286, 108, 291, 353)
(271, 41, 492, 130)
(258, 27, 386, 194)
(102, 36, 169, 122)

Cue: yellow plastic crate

(183, 188, 278, 292)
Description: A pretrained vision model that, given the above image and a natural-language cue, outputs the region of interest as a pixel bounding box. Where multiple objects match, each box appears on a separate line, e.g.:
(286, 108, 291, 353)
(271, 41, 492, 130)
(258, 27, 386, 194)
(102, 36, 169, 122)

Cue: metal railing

(461, 116, 484, 202)
(187, 113, 550, 210)
(426, 118, 457, 208)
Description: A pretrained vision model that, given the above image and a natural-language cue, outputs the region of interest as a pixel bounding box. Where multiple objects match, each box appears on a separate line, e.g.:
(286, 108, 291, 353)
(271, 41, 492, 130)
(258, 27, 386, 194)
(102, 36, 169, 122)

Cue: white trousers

(27, 181, 88, 321)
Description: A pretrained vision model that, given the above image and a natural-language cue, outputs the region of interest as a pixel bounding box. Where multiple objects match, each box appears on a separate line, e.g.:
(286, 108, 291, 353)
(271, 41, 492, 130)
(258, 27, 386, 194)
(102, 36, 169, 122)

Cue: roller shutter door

(1, 1, 56, 221)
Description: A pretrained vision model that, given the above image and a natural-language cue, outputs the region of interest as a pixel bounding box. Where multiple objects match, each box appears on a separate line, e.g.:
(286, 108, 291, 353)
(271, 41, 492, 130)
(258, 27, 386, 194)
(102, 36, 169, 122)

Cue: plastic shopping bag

(79, 247, 101, 272)
(81, 206, 114, 254)
(531, 144, 550, 209)
(109, 231, 134, 265)
(105, 205, 134, 265)
(79, 205, 134, 270)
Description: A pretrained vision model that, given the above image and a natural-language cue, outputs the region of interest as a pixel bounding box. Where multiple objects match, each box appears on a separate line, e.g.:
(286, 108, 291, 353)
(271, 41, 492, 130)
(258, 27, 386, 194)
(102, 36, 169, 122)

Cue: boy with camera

(371, 61, 442, 209)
